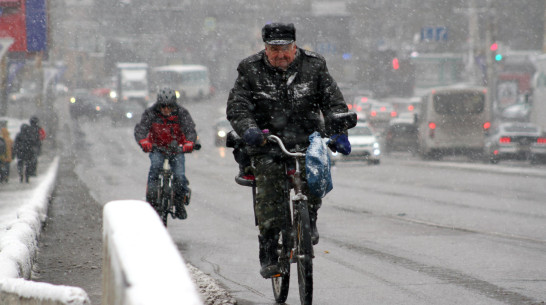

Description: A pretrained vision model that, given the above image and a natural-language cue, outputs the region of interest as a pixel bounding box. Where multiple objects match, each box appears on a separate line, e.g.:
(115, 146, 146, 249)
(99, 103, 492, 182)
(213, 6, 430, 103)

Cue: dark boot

(174, 188, 189, 219)
(174, 204, 187, 219)
(309, 211, 319, 245)
(258, 233, 280, 278)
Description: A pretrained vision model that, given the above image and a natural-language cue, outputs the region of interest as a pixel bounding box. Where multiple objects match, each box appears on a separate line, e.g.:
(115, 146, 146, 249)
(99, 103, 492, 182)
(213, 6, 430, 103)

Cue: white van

(417, 86, 492, 159)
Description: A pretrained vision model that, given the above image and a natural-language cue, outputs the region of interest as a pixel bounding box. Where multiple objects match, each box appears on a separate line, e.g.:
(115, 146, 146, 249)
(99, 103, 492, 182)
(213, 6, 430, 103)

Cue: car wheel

(489, 155, 499, 164)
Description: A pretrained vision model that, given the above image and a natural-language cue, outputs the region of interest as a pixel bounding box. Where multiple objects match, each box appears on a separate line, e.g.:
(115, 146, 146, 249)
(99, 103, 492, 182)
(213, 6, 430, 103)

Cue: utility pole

(485, 0, 497, 117)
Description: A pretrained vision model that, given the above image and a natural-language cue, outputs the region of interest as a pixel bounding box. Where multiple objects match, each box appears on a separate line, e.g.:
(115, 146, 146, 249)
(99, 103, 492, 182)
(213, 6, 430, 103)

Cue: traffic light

(392, 57, 400, 70)
(490, 42, 503, 62)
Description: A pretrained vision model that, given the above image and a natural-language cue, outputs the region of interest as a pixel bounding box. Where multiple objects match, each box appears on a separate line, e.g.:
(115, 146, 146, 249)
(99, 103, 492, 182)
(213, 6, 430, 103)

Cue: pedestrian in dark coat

(27, 116, 46, 176)
(13, 124, 40, 183)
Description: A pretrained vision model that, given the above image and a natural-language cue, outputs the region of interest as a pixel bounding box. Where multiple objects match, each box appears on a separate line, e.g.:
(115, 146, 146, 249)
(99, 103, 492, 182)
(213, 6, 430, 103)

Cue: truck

(110, 63, 150, 123)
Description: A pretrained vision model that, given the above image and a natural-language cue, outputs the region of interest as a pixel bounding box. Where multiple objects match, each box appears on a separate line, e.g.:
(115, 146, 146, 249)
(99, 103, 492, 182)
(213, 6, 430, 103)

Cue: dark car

(69, 89, 111, 119)
(213, 118, 232, 147)
(484, 122, 546, 164)
(384, 116, 419, 154)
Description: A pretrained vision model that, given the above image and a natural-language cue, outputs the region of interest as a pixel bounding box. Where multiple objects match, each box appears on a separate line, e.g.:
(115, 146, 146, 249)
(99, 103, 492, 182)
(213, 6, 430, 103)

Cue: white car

(484, 122, 546, 164)
(331, 123, 381, 165)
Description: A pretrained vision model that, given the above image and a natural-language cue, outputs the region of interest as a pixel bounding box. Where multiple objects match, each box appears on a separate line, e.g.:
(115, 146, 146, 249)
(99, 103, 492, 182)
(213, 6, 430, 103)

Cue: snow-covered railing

(0, 157, 90, 305)
(0, 278, 90, 305)
(102, 200, 202, 305)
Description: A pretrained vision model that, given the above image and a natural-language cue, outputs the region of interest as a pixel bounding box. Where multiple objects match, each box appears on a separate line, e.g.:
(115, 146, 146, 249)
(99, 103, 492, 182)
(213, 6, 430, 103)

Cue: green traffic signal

(495, 54, 503, 61)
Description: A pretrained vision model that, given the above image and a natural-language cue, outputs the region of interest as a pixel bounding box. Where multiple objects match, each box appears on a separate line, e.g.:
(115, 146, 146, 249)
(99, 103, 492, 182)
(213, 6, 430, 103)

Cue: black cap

(262, 23, 296, 45)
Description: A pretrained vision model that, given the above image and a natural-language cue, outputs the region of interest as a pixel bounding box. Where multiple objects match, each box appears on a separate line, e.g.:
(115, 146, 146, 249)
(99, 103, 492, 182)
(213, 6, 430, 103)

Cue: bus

(416, 86, 492, 159)
(151, 65, 212, 101)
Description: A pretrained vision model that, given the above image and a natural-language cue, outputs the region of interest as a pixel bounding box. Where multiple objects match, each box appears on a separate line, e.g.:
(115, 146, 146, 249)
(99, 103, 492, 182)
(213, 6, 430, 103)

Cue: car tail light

(356, 105, 362, 112)
(537, 137, 546, 144)
(499, 137, 511, 143)
(428, 122, 435, 139)
(483, 121, 491, 130)
(371, 111, 377, 117)
(348, 104, 353, 110)
(380, 106, 386, 111)
(408, 105, 414, 111)
(390, 111, 397, 117)
(361, 97, 368, 103)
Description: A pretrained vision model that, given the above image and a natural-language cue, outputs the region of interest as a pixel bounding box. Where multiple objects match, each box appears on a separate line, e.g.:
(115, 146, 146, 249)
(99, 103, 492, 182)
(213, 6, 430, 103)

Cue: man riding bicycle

(226, 23, 351, 278)
(135, 87, 196, 219)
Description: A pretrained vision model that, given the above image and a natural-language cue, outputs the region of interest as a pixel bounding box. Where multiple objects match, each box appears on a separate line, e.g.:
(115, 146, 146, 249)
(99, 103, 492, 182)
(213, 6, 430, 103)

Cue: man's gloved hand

(243, 127, 266, 147)
(182, 141, 194, 153)
(329, 134, 351, 155)
(139, 138, 153, 153)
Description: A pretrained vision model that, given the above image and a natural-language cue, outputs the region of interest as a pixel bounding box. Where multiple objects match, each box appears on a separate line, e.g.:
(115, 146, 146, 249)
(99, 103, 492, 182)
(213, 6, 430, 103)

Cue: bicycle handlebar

(266, 135, 306, 158)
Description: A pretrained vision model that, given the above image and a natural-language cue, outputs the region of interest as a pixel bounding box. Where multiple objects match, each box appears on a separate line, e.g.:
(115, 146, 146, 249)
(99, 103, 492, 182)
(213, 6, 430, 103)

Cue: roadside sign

(421, 27, 448, 42)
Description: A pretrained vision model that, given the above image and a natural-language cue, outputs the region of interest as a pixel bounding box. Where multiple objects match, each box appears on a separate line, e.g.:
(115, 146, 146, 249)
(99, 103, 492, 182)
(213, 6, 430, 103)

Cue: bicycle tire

(161, 183, 171, 227)
(295, 201, 313, 305)
(271, 230, 290, 303)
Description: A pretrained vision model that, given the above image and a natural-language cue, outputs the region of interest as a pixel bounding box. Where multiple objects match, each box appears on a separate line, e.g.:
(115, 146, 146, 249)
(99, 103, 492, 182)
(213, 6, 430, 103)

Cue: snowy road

(73, 94, 546, 305)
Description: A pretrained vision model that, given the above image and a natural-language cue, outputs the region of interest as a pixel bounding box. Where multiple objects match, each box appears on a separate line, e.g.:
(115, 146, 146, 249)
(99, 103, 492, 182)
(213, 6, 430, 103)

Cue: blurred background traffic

(1, 0, 546, 165)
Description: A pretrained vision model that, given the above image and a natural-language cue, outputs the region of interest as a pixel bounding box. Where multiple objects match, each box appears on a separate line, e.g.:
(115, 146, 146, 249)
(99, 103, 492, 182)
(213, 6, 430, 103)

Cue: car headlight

(70, 97, 76, 104)
(373, 142, 379, 149)
(126, 112, 133, 119)
(217, 130, 227, 138)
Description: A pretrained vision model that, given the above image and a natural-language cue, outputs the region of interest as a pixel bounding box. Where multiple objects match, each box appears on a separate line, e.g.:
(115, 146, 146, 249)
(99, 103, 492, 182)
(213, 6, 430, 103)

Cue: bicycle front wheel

(161, 196, 169, 226)
(272, 230, 290, 303)
(295, 201, 313, 305)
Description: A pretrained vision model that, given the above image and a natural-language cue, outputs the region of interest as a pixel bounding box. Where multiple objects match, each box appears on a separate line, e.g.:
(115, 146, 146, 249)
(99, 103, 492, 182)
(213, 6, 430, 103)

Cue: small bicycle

(235, 135, 314, 305)
(151, 141, 200, 226)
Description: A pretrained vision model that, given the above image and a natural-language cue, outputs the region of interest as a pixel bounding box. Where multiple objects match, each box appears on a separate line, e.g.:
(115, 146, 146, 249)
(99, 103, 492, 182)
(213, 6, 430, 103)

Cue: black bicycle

(235, 135, 314, 305)
(151, 141, 200, 226)
(232, 112, 357, 305)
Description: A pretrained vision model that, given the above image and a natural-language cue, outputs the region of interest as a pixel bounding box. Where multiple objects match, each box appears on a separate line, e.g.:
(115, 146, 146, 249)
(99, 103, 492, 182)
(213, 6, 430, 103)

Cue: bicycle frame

(254, 135, 314, 305)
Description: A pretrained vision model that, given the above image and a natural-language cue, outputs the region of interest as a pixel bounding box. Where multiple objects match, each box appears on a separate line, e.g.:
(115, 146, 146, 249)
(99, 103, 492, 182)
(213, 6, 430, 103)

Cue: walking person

(0, 121, 14, 183)
(13, 124, 40, 183)
(27, 116, 46, 177)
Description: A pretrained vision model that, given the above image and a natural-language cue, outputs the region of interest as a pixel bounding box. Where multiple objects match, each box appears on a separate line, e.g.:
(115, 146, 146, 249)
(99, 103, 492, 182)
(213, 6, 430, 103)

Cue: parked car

(484, 122, 546, 164)
(384, 117, 419, 154)
(331, 123, 381, 165)
(213, 118, 232, 147)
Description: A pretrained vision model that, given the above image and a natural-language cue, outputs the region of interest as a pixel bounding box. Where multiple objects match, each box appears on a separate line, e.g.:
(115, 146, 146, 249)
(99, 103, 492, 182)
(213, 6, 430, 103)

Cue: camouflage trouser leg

(252, 155, 321, 236)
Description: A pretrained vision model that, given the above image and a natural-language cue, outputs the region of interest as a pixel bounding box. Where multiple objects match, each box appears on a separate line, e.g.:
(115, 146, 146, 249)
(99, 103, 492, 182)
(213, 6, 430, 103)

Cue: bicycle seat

(235, 174, 255, 187)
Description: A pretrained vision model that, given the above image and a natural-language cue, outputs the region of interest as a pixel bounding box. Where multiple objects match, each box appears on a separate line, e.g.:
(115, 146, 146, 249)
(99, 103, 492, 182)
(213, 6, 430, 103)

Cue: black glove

(243, 127, 265, 147)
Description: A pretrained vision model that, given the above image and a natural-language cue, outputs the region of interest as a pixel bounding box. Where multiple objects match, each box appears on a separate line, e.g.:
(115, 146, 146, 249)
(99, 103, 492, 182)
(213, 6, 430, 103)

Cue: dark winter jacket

(14, 124, 40, 161)
(134, 103, 197, 148)
(226, 48, 348, 151)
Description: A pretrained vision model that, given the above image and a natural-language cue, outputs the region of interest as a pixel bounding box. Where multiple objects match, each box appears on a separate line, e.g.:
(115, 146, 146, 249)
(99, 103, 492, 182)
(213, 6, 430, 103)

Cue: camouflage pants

(252, 154, 321, 236)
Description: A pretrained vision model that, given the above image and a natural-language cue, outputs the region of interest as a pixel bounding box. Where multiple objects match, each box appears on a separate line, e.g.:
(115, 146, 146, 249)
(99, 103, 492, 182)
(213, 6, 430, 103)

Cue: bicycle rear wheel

(271, 230, 290, 303)
(295, 201, 313, 305)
